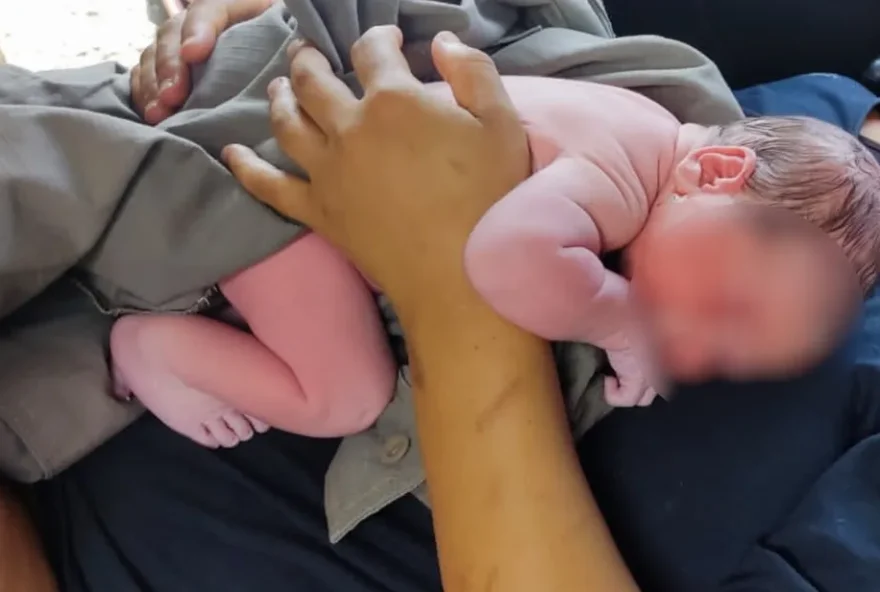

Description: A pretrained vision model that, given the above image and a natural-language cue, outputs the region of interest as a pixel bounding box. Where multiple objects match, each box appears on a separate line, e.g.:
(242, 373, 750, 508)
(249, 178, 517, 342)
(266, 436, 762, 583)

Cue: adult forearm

(401, 297, 639, 592)
(0, 488, 56, 592)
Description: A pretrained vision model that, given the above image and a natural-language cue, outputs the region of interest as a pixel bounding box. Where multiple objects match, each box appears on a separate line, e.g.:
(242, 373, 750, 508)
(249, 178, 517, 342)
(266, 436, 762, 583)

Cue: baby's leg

(112, 233, 395, 446)
(218, 232, 397, 437)
(112, 315, 272, 448)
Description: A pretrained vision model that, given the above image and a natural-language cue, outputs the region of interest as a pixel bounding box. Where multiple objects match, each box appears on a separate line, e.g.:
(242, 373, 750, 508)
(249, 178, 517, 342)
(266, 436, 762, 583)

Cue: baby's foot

(112, 362, 269, 449)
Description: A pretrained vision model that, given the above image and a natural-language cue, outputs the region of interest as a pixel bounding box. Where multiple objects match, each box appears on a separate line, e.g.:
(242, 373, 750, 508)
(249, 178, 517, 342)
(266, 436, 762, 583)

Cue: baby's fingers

(604, 375, 636, 407)
(637, 387, 659, 407)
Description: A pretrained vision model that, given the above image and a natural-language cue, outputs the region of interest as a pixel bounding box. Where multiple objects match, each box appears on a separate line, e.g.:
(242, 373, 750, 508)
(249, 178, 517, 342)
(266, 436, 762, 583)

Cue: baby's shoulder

(501, 77, 679, 161)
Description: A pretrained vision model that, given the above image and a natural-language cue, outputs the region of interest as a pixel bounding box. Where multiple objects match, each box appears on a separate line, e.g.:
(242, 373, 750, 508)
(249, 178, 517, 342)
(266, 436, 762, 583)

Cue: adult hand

(226, 28, 641, 592)
(223, 26, 530, 316)
(132, 0, 275, 124)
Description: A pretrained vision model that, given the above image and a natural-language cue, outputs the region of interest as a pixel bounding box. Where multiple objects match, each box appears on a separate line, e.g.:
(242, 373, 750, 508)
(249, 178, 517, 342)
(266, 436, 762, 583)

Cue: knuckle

(289, 64, 317, 91)
(268, 104, 299, 141)
(269, 108, 293, 136)
(351, 27, 379, 54)
(349, 34, 367, 59)
(350, 25, 399, 62)
(364, 85, 415, 118)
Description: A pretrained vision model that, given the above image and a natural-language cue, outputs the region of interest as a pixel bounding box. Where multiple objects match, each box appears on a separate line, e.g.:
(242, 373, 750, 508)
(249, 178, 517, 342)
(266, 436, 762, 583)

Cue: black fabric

(25, 75, 880, 591)
(863, 58, 880, 94)
(27, 422, 442, 592)
(604, 0, 880, 90)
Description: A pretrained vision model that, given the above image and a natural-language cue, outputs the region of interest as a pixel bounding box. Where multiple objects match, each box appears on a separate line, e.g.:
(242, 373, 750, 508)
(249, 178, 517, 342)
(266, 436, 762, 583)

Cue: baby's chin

(660, 349, 819, 386)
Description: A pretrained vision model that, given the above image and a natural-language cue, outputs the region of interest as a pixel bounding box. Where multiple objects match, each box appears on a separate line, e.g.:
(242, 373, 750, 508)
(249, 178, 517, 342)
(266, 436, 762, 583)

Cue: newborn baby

(111, 77, 878, 447)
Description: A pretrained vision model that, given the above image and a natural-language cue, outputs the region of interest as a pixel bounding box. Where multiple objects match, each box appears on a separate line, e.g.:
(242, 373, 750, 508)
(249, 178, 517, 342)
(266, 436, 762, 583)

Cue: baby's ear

(674, 146, 756, 196)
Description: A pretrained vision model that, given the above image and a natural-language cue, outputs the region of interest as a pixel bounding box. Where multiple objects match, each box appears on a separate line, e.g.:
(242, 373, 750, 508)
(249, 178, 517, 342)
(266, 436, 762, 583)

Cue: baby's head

(628, 116, 880, 383)
(702, 116, 880, 290)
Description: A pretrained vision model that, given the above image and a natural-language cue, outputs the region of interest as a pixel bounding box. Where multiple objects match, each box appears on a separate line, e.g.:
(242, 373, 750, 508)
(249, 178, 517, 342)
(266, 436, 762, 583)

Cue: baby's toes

(247, 416, 271, 434)
(223, 411, 255, 442)
(192, 425, 221, 449)
(205, 417, 240, 448)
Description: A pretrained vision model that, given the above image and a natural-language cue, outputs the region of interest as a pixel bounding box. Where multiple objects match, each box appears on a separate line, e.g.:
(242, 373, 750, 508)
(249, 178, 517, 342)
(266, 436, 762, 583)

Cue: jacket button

(380, 434, 410, 465)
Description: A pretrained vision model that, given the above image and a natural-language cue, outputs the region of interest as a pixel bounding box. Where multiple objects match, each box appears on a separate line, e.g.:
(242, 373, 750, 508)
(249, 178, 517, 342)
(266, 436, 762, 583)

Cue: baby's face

(629, 205, 860, 383)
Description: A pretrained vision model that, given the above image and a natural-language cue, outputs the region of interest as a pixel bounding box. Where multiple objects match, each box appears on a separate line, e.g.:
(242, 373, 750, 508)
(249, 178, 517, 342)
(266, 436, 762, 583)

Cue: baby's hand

(603, 347, 659, 407)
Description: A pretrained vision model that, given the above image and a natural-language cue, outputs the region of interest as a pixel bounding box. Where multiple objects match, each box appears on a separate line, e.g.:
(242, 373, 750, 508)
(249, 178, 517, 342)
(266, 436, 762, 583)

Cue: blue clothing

(735, 73, 880, 163)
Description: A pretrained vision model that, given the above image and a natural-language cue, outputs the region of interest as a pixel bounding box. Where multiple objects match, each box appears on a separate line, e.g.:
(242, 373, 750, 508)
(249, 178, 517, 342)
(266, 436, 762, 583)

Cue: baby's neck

(645, 123, 712, 209)
(623, 123, 712, 279)
(672, 123, 712, 168)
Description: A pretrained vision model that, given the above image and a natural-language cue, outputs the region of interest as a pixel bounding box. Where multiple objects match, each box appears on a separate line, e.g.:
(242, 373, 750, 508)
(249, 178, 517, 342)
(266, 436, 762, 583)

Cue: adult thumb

(430, 31, 516, 126)
(222, 144, 316, 228)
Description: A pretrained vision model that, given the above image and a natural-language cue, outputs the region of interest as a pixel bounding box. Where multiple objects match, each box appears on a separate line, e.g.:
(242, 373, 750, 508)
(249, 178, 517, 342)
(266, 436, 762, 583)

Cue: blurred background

(0, 0, 155, 70)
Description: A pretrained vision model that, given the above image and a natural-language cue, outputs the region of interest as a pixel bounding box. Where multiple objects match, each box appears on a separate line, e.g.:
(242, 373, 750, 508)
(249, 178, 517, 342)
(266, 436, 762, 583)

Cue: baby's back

(427, 76, 682, 242)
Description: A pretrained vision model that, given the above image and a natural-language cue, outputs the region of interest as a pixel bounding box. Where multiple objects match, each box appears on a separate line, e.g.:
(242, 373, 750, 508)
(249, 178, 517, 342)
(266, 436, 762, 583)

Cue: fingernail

(435, 31, 461, 45)
(221, 144, 242, 163)
(267, 77, 288, 98)
(159, 77, 176, 93)
(287, 38, 305, 52)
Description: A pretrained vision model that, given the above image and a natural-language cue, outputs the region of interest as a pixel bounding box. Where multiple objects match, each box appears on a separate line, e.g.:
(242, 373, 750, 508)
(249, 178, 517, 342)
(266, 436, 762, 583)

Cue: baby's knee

(110, 315, 199, 375)
(309, 358, 398, 436)
(110, 315, 171, 355)
(110, 315, 149, 357)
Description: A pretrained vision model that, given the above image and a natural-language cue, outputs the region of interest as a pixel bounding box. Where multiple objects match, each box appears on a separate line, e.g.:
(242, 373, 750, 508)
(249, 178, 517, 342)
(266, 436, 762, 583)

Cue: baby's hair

(705, 116, 880, 292)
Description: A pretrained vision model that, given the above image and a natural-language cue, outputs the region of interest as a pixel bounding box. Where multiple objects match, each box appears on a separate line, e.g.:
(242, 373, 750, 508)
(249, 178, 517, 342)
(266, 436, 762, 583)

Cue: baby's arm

(465, 157, 632, 348)
(465, 157, 655, 406)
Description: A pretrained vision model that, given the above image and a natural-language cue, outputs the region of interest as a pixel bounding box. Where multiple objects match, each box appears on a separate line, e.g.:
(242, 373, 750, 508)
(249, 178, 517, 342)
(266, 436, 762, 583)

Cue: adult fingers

(130, 64, 145, 114)
(350, 25, 419, 92)
(181, 0, 275, 64)
(153, 14, 191, 109)
(430, 31, 518, 127)
(133, 45, 156, 114)
(222, 144, 316, 226)
(268, 77, 325, 168)
(289, 43, 357, 135)
(136, 45, 173, 124)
